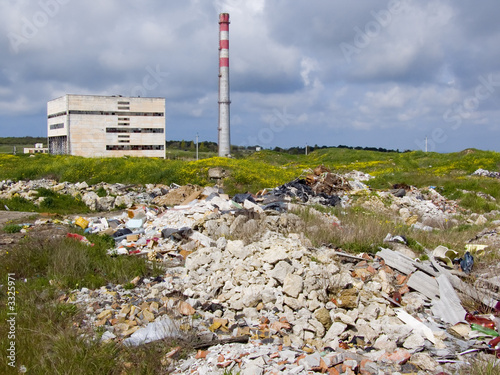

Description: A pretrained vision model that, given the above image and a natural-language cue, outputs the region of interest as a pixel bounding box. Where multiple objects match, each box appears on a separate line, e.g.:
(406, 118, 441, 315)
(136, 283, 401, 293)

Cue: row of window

(49, 123, 64, 130)
(48, 111, 164, 118)
(48, 111, 67, 119)
(106, 128, 164, 133)
(106, 145, 164, 151)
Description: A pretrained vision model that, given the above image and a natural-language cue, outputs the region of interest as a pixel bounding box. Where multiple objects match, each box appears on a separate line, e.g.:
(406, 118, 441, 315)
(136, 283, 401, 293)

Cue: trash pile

(472, 169, 500, 179)
(3, 168, 500, 374)
(270, 166, 368, 208)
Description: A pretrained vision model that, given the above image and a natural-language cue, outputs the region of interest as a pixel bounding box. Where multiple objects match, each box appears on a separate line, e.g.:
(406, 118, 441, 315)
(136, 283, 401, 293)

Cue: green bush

(2, 223, 22, 233)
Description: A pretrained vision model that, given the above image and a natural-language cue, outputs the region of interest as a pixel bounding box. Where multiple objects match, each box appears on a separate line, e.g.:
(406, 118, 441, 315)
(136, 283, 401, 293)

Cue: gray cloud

(0, 0, 499, 152)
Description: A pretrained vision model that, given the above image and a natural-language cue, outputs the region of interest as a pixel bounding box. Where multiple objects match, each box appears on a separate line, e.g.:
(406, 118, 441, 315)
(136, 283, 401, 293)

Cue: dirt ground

(0, 210, 38, 227)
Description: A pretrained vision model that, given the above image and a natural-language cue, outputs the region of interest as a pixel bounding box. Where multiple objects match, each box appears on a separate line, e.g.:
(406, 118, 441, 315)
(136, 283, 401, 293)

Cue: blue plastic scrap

(460, 251, 474, 274)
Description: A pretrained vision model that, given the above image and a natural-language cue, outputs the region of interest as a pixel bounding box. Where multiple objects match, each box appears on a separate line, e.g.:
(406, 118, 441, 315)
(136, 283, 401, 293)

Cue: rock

(283, 274, 303, 298)
(226, 240, 250, 259)
(178, 301, 196, 316)
(379, 348, 411, 365)
(314, 308, 332, 330)
(410, 352, 438, 372)
(403, 333, 425, 350)
(323, 322, 347, 342)
(216, 237, 227, 250)
(475, 215, 488, 226)
(270, 261, 294, 284)
(82, 192, 99, 210)
(373, 335, 397, 352)
(261, 245, 289, 265)
(142, 309, 155, 322)
(284, 296, 304, 310)
(114, 195, 134, 208)
(153, 184, 202, 206)
(336, 288, 359, 309)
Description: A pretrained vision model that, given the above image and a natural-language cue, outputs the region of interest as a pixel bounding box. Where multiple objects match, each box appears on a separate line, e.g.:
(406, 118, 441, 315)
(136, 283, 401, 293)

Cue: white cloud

(1, 0, 500, 151)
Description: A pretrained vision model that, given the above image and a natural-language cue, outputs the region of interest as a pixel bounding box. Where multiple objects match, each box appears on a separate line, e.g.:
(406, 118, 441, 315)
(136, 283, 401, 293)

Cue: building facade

(24, 143, 48, 154)
(47, 95, 165, 158)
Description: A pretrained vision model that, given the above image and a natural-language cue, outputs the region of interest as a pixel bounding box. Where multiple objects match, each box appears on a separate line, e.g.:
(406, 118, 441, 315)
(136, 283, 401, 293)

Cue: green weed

(2, 223, 22, 233)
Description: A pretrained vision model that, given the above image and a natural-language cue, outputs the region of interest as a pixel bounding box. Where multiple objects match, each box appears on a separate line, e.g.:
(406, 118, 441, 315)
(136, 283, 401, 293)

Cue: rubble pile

(364, 186, 461, 231)
(0, 179, 151, 210)
(3, 168, 500, 374)
(472, 169, 500, 179)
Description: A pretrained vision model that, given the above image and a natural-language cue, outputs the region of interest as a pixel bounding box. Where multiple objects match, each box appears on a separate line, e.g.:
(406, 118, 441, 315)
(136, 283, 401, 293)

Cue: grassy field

(1, 147, 500, 373)
(0, 144, 45, 155)
(0, 147, 499, 197)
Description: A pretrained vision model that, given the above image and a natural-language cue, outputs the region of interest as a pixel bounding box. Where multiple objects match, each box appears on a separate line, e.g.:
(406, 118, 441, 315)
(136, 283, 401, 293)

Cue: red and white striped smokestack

(218, 13, 231, 157)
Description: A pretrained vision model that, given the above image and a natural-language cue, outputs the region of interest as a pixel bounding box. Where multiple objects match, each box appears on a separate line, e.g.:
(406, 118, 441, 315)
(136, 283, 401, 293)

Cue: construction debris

(2, 168, 500, 374)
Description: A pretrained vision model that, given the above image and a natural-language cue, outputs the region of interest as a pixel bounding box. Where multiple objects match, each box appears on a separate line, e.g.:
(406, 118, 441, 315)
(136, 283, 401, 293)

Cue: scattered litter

(66, 233, 93, 246)
(433, 245, 458, 268)
(459, 251, 474, 274)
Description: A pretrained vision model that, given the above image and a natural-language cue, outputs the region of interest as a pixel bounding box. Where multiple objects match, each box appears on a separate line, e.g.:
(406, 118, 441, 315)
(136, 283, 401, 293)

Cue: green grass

(291, 203, 488, 256)
(1, 147, 499, 373)
(459, 353, 500, 375)
(3, 231, 162, 289)
(1, 147, 500, 197)
(0, 187, 90, 214)
(2, 223, 22, 233)
(0, 228, 172, 374)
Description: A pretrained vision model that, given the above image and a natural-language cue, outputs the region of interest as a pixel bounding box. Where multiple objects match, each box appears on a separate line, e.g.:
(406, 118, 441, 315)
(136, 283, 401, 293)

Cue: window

(47, 111, 67, 119)
(106, 145, 164, 151)
(68, 110, 163, 116)
(106, 128, 164, 133)
(49, 123, 64, 130)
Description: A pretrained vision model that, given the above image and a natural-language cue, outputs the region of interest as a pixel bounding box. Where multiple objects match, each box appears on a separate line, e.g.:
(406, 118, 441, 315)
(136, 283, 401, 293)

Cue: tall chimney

(218, 13, 231, 157)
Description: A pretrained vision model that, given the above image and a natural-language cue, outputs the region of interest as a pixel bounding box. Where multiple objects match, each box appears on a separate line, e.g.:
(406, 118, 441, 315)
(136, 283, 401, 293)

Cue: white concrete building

(47, 95, 165, 158)
(24, 143, 48, 154)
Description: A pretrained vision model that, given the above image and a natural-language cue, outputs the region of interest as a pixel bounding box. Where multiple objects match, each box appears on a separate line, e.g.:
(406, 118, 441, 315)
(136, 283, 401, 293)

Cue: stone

(242, 363, 263, 375)
(373, 335, 397, 352)
(323, 322, 347, 342)
(410, 352, 438, 372)
(261, 245, 289, 265)
(283, 274, 304, 298)
(226, 240, 250, 259)
(114, 195, 134, 208)
(308, 318, 325, 337)
(142, 309, 155, 322)
(216, 237, 227, 250)
(355, 323, 379, 344)
(271, 261, 295, 284)
(97, 309, 112, 320)
(178, 301, 196, 316)
(314, 308, 332, 330)
(284, 296, 304, 310)
(336, 288, 359, 309)
(378, 348, 411, 365)
(301, 352, 321, 369)
(403, 333, 425, 350)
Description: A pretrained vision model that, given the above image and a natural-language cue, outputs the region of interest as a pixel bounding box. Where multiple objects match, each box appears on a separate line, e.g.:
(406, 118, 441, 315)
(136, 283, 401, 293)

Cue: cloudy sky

(1, 0, 500, 152)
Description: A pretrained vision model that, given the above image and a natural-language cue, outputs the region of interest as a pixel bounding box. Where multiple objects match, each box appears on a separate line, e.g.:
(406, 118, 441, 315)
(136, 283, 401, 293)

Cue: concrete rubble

(2, 169, 500, 374)
(472, 168, 500, 179)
